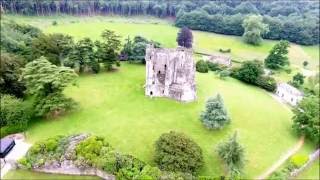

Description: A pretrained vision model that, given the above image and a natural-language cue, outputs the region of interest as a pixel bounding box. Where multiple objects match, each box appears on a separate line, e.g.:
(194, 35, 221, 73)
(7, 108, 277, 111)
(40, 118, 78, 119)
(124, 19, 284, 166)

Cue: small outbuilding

(276, 83, 303, 106)
(0, 137, 15, 158)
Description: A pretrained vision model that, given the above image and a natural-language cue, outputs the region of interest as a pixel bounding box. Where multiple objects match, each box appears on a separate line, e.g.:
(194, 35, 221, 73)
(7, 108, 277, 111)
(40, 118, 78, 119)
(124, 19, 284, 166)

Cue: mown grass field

(6, 63, 307, 178)
(5, 15, 319, 70)
(3, 15, 319, 179)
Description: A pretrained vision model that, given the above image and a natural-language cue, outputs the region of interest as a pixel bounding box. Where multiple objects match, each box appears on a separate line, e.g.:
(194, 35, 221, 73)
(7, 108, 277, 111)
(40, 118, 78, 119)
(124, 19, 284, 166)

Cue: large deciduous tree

(177, 27, 193, 48)
(0, 52, 26, 98)
(154, 131, 203, 174)
(234, 60, 264, 84)
(242, 15, 268, 45)
(200, 94, 230, 129)
(31, 33, 74, 65)
(21, 56, 77, 117)
(264, 40, 290, 69)
(68, 38, 99, 73)
(95, 29, 121, 70)
(216, 132, 245, 178)
(292, 96, 319, 144)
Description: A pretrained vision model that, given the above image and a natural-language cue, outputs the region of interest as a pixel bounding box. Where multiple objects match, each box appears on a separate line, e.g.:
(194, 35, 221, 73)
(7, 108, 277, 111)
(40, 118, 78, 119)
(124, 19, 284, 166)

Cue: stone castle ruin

(145, 45, 196, 102)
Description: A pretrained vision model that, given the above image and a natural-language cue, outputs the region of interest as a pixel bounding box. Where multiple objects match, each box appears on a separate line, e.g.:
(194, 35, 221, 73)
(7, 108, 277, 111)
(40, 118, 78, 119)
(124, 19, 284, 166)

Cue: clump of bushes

(196, 60, 209, 73)
(219, 48, 231, 53)
(290, 154, 309, 168)
(231, 60, 277, 92)
(52, 21, 58, 26)
(0, 95, 33, 138)
(20, 134, 192, 179)
(154, 131, 203, 174)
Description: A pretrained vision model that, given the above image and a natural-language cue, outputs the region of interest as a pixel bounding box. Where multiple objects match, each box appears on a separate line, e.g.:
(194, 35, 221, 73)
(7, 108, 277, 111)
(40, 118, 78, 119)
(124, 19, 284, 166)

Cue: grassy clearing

(15, 63, 302, 178)
(4, 15, 319, 70)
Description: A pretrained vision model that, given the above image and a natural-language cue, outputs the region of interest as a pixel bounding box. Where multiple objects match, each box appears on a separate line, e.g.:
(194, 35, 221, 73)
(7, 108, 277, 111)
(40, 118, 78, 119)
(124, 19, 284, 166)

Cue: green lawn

(2, 15, 319, 179)
(4, 170, 100, 180)
(297, 159, 320, 179)
(4, 15, 319, 70)
(11, 63, 301, 178)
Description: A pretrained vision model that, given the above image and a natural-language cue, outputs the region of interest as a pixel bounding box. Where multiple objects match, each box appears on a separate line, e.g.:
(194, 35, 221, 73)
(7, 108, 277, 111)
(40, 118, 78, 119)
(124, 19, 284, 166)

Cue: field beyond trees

(2, 15, 319, 179)
(5, 15, 319, 70)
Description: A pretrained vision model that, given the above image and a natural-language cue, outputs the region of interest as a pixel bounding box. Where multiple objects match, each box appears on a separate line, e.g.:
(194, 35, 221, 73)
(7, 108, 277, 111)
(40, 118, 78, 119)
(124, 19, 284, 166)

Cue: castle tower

(145, 44, 196, 102)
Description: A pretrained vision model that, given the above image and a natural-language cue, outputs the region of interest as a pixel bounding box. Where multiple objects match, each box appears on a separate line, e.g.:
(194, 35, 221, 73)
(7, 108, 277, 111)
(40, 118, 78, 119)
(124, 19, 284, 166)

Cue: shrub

(219, 70, 230, 79)
(219, 48, 231, 53)
(196, 60, 209, 73)
(34, 92, 77, 118)
(233, 60, 264, 84)
(154, 131, 203, 174)
(290, 154, 309, 168)
(52, 21, 58, 26)
(255, 76, 277, 92)
(0, 95, 32, 137)
(206, 62, 221, 71)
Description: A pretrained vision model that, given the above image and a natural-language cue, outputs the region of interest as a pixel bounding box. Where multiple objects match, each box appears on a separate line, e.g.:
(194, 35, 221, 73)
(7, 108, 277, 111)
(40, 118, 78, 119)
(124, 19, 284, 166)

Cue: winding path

(256, 136, 305, 179)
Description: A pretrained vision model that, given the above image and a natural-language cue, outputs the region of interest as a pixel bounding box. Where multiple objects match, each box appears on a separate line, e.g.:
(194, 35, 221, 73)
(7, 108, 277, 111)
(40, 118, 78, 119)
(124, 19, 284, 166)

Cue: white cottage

(276, 83, 303, 106)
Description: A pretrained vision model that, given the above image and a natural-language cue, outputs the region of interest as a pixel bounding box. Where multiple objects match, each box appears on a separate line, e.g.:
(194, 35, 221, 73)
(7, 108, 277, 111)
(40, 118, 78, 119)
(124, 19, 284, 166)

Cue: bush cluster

(196, 60, 209, 73)
(154, 131, 203, 174)
(0, 95, 33, 138)
(231, 61, 277, 92)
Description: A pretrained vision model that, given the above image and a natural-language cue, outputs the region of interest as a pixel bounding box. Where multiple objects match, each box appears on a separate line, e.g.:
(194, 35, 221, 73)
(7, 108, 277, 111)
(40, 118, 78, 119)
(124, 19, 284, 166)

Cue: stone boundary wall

(33, 166, 115, 180)
(290, 148, 320, 177)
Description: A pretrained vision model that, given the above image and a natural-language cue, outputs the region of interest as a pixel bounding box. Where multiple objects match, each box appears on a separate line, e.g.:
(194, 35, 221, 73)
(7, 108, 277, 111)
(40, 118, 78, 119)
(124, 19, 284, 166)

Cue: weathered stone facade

(145, 45, 196, 102)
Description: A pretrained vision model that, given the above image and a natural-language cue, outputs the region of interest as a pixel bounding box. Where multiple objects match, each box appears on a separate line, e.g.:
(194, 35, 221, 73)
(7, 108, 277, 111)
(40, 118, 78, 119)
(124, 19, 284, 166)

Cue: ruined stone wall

(145, 45, 196, 102)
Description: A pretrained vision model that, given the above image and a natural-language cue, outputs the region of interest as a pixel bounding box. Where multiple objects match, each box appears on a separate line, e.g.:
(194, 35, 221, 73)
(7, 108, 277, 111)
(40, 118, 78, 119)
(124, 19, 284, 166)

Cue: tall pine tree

(200, 94, 230, 129)
(216, 132, 245, 178)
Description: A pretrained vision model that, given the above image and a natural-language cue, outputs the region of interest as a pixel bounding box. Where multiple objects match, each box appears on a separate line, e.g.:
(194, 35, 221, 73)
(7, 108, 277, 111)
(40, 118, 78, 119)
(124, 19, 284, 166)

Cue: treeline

(1, 0, 319, 45)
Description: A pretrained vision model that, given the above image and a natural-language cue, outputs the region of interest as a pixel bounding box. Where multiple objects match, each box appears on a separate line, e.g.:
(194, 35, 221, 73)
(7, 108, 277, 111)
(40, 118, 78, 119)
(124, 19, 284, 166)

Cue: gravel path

(256, 136, 305, 179)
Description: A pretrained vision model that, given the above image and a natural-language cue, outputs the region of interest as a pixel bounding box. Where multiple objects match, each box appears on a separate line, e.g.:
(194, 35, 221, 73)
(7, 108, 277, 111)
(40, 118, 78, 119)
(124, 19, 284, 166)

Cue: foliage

(216, 132, 245, 178)
(264, 41, 290, 70)
(177, 27, 193, 48)
(292, 95, 320, 144)
(31, 33, 74, 65)
(255, 76, 277, 92)
(242, 15, 269, 45)
(95, 29, 121, 70)
(219, 70, 230, 79)
(0, 52, 26, 97)
(120, 35, 161, 63)
(196, 60, 209, 73)
(232, 60, 264, 84)
(289, 73, 305, 88)
(0, 21, 42, 61)
(154, 131, 203, 174)
(0, 95, 32, 137)
(34, 92, 77, 117)
(207, 62, 222, 72)
(306, 72, 319, 96)
(303, 61, 308, 68)
(21, 57, 77, 117)
(68, 38, 99, 73)
(2, 1, 319, 45)
(200, 94, 230, 129)
(290, 154, 309, 168)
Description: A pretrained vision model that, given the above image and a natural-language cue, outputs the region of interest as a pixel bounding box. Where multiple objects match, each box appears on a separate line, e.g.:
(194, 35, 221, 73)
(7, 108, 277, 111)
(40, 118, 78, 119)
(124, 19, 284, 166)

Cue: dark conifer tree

(176, 27, 193, 48)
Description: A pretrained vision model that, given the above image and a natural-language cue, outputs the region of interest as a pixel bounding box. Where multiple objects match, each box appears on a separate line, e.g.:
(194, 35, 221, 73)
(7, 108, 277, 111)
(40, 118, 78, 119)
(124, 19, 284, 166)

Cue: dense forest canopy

(1, 0, 319, 45)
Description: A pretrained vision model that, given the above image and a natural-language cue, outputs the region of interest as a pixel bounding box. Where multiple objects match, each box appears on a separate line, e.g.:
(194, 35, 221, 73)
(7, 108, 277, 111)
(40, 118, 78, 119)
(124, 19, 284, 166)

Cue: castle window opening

(150, 91, 153, 95)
